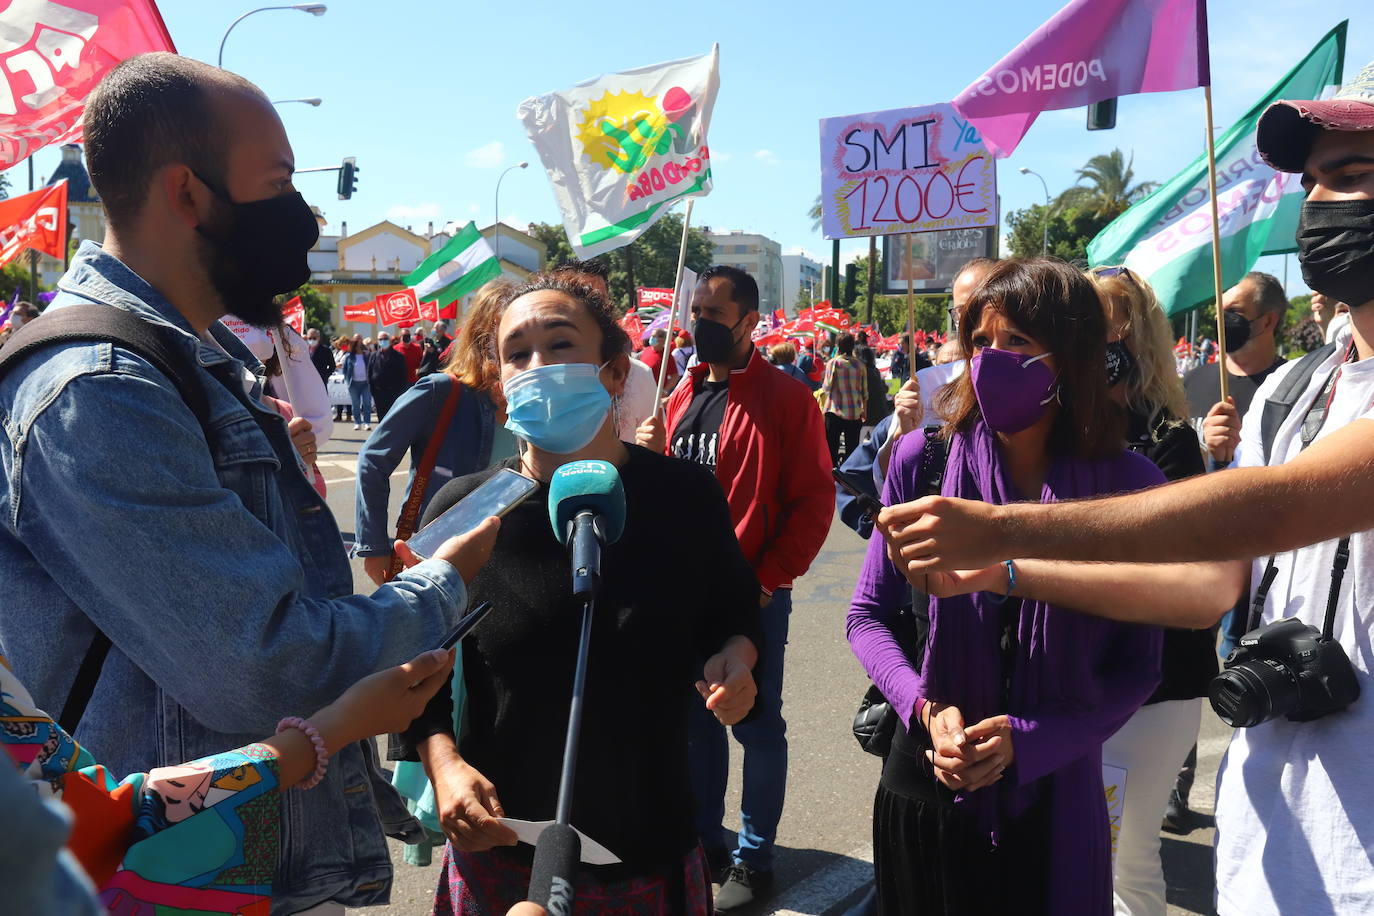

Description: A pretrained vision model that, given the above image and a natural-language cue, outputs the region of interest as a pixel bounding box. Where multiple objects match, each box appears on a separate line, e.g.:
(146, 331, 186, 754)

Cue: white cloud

(754, 149, 779, 166)
(464, 141, 505, 169)
(467, 203, 481, 214)
(386, 202, 441, 223)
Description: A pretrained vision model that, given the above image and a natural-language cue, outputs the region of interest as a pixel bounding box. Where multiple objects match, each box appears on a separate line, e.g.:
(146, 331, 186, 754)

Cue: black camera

(1209, 617, 1360, 727)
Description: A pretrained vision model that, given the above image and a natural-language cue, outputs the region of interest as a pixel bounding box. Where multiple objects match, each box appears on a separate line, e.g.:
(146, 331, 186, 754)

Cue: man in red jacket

(639, 265, 832, 911)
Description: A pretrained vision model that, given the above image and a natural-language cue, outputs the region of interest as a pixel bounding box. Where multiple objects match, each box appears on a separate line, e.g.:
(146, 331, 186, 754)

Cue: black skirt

(873, 718, 1053, 916)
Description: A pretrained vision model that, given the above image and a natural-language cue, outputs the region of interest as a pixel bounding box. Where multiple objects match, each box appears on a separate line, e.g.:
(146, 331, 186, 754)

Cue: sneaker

(1162, 791, 1194, 835)
(352, 423, 361, 430)
(364, 424, 372, 430)
(714, 863, 773, 913)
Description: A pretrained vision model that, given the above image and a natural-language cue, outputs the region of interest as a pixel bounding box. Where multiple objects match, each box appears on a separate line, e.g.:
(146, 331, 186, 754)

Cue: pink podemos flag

(952, 0, 1209, 156)
(0, 0, 176, 167)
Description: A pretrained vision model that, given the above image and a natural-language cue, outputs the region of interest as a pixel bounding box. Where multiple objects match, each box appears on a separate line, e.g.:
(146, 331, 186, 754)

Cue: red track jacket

(663, 348, 834, 594)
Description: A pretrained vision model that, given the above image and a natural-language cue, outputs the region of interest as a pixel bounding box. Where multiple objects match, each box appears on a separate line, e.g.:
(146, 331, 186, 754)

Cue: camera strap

(1246, 347, 1352, 636)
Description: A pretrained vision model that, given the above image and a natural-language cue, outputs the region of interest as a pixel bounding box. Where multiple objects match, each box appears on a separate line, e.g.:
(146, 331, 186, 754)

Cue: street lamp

(272, 98, 322, 107)
(219, 5, 327, 68)
(493, 161, 529, 262)
(1018, 166, 1052, 256)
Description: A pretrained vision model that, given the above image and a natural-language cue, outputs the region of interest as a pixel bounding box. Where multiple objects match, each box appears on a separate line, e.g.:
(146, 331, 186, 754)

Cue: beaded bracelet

(989, 559, 1017, 604)
(276, 717, 329, 790)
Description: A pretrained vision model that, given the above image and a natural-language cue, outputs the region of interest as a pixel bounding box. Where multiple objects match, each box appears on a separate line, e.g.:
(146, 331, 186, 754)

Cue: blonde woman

(354, 280, 517, 586)
(1088, 266, 1211, 916)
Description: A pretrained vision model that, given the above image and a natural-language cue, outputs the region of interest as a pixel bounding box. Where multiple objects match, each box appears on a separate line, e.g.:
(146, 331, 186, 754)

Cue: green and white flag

(518, 46, 719, 259)
(1087, 23, 1346, 316)
(404, 222, 502, 304)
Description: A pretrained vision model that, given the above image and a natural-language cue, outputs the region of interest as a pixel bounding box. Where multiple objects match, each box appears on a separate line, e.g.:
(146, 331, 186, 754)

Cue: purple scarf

(919, 421, 1164, 914)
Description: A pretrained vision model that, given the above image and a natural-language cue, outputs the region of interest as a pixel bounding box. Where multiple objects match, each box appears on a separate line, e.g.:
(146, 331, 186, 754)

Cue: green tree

(868, 294, 949, 339)
(808, 194, 822, 233)
(528, 215, 713, 314)
(280, 284, 334, 335)
(1286, 294, 1313, 333)
(1005, 203, 1119, 263)
(1056, 149, 1157, 218)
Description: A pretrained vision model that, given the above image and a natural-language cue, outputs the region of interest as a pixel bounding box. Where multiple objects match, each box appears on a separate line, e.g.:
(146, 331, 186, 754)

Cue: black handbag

(850, 428, 948, 757)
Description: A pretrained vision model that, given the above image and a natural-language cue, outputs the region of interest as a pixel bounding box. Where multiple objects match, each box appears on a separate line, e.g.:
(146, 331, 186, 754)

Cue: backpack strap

(1259, 343, 1337, 464)
(0, 304, 212, 733)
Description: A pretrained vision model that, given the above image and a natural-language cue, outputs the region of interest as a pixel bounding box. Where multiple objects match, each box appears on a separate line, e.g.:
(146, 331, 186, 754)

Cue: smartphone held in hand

(406, 468, 538, 560)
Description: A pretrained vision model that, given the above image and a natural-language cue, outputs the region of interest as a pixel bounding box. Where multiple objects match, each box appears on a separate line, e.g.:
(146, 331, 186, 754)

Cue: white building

(706, 230, 784, 313)
(781, 251, 824, 315)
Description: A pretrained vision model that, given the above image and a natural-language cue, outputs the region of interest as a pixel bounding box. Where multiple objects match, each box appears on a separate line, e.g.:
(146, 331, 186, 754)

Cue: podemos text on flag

(519, 45, 719, 259)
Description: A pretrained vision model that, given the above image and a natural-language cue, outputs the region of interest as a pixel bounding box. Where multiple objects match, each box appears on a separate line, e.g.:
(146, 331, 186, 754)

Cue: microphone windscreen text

(527, 821, 580, 912)
(547, 459, 626, 546)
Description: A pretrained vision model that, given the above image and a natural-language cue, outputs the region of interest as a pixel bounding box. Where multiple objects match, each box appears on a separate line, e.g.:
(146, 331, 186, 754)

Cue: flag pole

(1203, 84, 1229, 401)
(654, 197, 695, 413)
(905, 232, 915, 348)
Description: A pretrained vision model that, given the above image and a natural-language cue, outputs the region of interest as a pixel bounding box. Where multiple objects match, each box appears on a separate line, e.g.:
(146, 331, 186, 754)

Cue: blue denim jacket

(354, 373, 496, 556)
(0, 242, 470, 912)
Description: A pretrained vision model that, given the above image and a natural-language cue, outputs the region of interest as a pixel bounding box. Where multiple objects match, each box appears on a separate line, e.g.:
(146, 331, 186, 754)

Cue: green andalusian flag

(1087, 23, 1346, 316)
(404, 221, 502, 304)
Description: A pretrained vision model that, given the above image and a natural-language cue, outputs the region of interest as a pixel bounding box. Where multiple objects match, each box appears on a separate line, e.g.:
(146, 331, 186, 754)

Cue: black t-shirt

(1125, 411, 1218, 703)
(670, 379, 729, 471)
(394, 445, 760, 873)
(1182, 357, 1287, 420)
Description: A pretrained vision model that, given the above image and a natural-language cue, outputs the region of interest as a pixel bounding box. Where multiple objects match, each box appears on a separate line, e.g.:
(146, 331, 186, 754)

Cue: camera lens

(1209, 659, 1301, 727)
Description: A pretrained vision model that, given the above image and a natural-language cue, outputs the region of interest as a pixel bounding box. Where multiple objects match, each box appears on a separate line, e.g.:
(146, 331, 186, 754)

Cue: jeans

(825, 413, 863, 465)
(690, 587, 791, 871)
(349, 379, 372, 425)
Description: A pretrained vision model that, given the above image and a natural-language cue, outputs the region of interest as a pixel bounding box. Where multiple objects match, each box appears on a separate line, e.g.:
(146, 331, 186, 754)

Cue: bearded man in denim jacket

(0, 54, 498, 913)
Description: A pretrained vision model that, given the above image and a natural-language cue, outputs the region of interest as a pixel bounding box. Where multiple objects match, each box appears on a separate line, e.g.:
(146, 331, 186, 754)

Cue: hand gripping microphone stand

(527, 460, 626, 913)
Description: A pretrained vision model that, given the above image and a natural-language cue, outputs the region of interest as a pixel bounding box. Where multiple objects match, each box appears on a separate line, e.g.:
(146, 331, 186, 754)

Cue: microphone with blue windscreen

(547, 459, 626, 599)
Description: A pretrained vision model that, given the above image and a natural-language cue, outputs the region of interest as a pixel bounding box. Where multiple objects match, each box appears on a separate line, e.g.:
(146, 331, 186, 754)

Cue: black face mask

(1222, 310, 1266, 354)
(1297, 199, 1374, 309)
(693, 315, 747, 364)
(1105, 339, 1136, 387)
(195, 174, 320, 329)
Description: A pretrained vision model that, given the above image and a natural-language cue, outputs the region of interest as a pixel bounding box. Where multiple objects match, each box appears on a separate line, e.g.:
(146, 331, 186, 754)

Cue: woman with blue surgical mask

(392, 275, 764, 916)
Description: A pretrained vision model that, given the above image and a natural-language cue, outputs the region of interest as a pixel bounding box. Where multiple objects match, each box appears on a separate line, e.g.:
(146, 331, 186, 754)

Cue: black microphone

(547, 460, 627, 598)
(527, 822, 580, 914)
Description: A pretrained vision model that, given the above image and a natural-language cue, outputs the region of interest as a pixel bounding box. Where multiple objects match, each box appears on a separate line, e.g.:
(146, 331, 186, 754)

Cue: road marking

(322, 466, 409, 486)
(769, 843, 874, 916)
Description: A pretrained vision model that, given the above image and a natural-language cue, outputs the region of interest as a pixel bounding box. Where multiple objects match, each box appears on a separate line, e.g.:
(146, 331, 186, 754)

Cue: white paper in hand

(498, 817, 622, 866)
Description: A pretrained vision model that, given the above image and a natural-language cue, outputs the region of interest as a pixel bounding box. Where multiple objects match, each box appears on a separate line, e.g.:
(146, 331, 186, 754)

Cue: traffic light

(337, 156, 359, 200)
(1087, 98, 1118, 131)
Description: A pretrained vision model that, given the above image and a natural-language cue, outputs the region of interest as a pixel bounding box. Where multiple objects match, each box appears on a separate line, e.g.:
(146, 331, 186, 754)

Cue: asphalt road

(317, 422, 1230, 916)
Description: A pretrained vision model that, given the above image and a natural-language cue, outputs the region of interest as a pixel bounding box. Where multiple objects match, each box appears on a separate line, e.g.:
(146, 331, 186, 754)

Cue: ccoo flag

(952, 0, 1208, 157)
(1087, 23, 1345, 316)
(518, 46, 719, 259)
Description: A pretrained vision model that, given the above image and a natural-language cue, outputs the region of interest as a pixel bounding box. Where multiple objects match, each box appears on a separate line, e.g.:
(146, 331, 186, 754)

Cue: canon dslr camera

(1209, 617, 1360, 728)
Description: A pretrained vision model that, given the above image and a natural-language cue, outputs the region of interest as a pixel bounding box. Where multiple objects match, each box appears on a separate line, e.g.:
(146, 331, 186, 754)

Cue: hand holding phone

(832, 468, 884, 520)
(407, 469, 538, 560)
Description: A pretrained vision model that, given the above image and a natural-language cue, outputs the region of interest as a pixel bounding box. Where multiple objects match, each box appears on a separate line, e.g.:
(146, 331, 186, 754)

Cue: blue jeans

(690, 587, 791, 871)
(349, 379, 372, 424)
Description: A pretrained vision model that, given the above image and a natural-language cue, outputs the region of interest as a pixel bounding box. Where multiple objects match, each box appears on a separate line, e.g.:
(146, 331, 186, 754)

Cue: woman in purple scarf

(848, 259, 1199, 915)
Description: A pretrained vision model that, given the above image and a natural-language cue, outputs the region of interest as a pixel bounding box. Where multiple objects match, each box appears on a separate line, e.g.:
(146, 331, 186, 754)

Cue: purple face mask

(970, 347, 1057, 433)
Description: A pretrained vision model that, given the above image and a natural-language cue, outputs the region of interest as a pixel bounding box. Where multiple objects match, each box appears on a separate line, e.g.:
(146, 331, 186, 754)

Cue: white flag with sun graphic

(518, 45, 719, 259)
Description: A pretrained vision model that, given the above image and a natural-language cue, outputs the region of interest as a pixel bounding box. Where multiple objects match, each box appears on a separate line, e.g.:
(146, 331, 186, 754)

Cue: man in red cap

(871, 60, 1374, 915)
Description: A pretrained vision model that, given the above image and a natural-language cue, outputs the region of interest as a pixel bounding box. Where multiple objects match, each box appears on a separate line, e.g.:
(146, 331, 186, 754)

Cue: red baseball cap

(1257, 60, 1374, 173)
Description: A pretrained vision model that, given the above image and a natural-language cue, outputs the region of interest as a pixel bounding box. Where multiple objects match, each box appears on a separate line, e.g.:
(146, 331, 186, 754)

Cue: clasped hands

(921, 701, 1015, 793)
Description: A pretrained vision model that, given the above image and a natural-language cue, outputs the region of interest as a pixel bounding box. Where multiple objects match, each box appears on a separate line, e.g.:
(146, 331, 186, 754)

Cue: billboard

(883, 228, 996, 295)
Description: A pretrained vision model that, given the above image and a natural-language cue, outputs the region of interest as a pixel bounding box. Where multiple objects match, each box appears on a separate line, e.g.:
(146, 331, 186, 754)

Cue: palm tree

(808, 193, 823, 233)
(1056, 149, 1156, 218)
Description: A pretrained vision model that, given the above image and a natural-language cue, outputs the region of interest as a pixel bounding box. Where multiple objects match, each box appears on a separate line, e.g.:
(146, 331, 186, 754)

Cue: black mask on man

(1222, 310, 1264, 354)
(694, 314, 748, 364)
(1297, 199, 1374, 309)
(195, 173, 319, 328)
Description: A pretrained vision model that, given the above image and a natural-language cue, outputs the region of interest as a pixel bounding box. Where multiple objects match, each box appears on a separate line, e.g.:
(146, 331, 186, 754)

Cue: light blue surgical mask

(503, 362, 612, 454)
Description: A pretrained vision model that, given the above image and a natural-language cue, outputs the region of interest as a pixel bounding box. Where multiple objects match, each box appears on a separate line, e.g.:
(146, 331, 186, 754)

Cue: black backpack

(0, 305, 211, 732)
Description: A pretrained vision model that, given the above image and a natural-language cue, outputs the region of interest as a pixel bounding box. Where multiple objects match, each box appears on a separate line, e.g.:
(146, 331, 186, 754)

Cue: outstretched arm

(880, 417, 1374, 571)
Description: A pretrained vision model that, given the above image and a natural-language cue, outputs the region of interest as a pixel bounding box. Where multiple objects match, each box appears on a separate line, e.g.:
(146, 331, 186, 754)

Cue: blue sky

(15, 0, 1374, 293)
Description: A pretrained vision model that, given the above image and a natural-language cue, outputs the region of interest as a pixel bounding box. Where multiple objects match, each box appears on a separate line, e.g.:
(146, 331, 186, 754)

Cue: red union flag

(0, 1, 176, 167)
(637, 287, 674, 310)
(418, 300, 439, 322)
(375, 288, 420, 326)
(343, 300, 377, 324)
(0, 179, 66, 266)
(282, 295, 305, 335)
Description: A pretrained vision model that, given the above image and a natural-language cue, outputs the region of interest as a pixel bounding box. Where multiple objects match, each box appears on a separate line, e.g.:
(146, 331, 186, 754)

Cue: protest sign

(819, 103, 996, 240)
(0, 0, 175, 167)
(519, 45, 719, 259)
(343, 301, 377, 324)
(636, 287, 674, 310)
(883, 227, 995, 295)
(0, 180, 66, 266)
